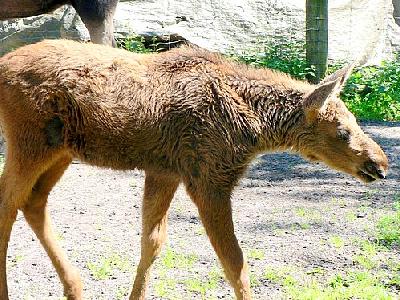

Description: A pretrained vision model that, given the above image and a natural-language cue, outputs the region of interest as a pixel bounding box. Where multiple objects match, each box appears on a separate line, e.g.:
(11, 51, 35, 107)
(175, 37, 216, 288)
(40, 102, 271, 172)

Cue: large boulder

(1, 0, 399, 63)
(0, 6, 88, 55)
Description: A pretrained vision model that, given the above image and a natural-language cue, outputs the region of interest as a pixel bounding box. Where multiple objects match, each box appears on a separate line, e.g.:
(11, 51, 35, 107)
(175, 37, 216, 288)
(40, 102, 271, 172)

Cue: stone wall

(1, 0, 400, 63)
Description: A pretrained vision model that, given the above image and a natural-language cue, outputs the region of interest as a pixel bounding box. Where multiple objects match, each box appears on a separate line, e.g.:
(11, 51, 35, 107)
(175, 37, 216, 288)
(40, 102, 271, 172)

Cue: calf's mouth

(357, 161, 387, 183)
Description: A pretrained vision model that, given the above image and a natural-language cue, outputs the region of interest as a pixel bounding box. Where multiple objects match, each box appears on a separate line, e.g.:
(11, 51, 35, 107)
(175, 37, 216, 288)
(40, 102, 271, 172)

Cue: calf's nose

(365, 161, 386, 179)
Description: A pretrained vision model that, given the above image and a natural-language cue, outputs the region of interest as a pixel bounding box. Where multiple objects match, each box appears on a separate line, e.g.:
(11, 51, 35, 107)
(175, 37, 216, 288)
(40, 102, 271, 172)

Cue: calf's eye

(337, 129, 350, 142)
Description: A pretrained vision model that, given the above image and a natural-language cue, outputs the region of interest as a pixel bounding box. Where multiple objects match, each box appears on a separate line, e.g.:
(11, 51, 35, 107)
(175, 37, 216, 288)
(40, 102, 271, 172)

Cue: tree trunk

(306, 0, 328, 83)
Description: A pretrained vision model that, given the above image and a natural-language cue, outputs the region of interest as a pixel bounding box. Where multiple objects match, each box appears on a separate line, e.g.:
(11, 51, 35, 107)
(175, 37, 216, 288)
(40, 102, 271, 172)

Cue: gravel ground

(6, 121, 400, 300)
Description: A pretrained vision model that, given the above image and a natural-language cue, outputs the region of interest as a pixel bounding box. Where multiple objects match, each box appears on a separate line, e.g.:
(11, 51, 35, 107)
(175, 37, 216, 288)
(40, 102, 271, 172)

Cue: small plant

(117, 36, 154, 53)
(263, 266, 296, 285)
(154, 276, 179, 299)
(329, 235, 345, 249)
(116, 286, 128, 300)
(160, 247, 198, 270)
(376, 207, 400, 247)
(299, 222, 311, 230)
(353, 253, 378, 270)
(9, 254, 24, 268)
(247, 248, 265, 260)
(87, 253, 130, 280)
(184, 270, 220, 300)
(249, 272, 261, 287)
(295, 207, 306, 217)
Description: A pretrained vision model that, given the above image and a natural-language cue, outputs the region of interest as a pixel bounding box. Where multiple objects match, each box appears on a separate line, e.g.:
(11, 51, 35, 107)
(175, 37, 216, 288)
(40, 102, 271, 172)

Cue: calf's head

(299, 65, 388, 183)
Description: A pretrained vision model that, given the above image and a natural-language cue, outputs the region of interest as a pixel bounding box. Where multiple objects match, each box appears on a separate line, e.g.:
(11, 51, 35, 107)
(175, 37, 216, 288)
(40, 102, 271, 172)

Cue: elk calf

(0, 40, 388, 300)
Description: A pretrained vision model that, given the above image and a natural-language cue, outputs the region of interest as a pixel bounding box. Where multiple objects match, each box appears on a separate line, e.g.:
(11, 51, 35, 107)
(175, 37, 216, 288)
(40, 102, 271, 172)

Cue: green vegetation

(87, 253, 130, 280)
(247, 248, 265, 260)
(183, 268, 221, 300)
(9, 254, 24, 269)
(233, 41, 400, 121)
(329, 235, 345, 249)
(288, 271, 397, 300)
(235, 41, 315, 80)
(342, 61, 400, 121)
(117, 36, 154, 53)
(153, 247, 225, 299)
(376, 201, 400, 247)
(160, 247, 198, 269)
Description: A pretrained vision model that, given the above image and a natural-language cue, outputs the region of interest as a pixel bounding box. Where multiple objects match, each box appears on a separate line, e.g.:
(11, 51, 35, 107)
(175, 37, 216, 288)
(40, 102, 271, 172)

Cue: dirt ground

(6, 122, 400, 300)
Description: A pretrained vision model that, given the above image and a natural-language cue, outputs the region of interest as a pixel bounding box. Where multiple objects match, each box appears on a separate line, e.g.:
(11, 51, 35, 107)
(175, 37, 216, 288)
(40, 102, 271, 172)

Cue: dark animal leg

(130, 172, 180, 300)
(82, 13, 115, 46)
(187, 184, 252, 300)
(22, 155, 83, 300)
(72, 0, 118, 46)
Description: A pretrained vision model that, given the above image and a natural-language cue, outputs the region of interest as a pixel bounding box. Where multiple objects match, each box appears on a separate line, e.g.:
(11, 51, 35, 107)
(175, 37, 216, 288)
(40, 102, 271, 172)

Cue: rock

(1, 0, 400, 62)
(0, 6, 89, 56)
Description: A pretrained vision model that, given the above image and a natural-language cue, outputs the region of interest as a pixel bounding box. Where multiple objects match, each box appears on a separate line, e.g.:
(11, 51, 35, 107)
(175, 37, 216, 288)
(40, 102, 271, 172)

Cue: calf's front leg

(187, 185, 251, 300)
(130, 172, 180, 300)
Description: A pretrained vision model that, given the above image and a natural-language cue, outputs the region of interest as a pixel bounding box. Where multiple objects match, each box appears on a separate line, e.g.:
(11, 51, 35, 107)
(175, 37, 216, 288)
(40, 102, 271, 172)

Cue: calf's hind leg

(0, 171, 19, 300)
(130, 172, 180, 300)
(187, 186, 251, 300)
(0, 156, 51, 299)
(22, 155, 83, 300)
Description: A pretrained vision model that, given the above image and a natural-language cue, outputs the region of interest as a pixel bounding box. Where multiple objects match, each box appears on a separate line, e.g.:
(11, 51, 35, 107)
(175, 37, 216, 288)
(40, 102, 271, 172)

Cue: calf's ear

(303, 63, 355, 121)
(321, 63, 355, 87)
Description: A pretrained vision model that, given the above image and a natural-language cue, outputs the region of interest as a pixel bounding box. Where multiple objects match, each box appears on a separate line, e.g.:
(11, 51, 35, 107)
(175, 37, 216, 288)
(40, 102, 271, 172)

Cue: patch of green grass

(295, 207, 306, 217)
(376, 202, 400, 247)
(299, 222, 311, 230)
(329, 235, 345, 249)
(247, 249, 265, 260)
(263, 266, 297, 285)
(154, 276, 180, 299)
(331, 197, 347, 208)
(353, 253, 378, 270)
(291, 207, 322, 231)
(116, 286, 128, 300)
(287, 271, 397, 300)
(87, 253, 130, 280)
(306, 267, 325, 276)
(249, 272, 261, 288)
(263, 257, 398, 299)
(160, 247, 198, 270)
(346, 211, 357, 222)
(9, 254, 24, 268)
(183, 268, 220, 300)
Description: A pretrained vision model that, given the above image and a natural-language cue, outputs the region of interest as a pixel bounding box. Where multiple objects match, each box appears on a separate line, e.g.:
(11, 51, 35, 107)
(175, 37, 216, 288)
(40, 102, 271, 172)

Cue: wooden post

(393, 0, 400, 26)
(306, 0, 328, 83)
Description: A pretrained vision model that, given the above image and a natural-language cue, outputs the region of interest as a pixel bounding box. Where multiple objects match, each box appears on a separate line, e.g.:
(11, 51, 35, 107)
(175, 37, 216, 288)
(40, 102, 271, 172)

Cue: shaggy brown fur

(0, 40, 388, 300)
(0, 0, 118, 46)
